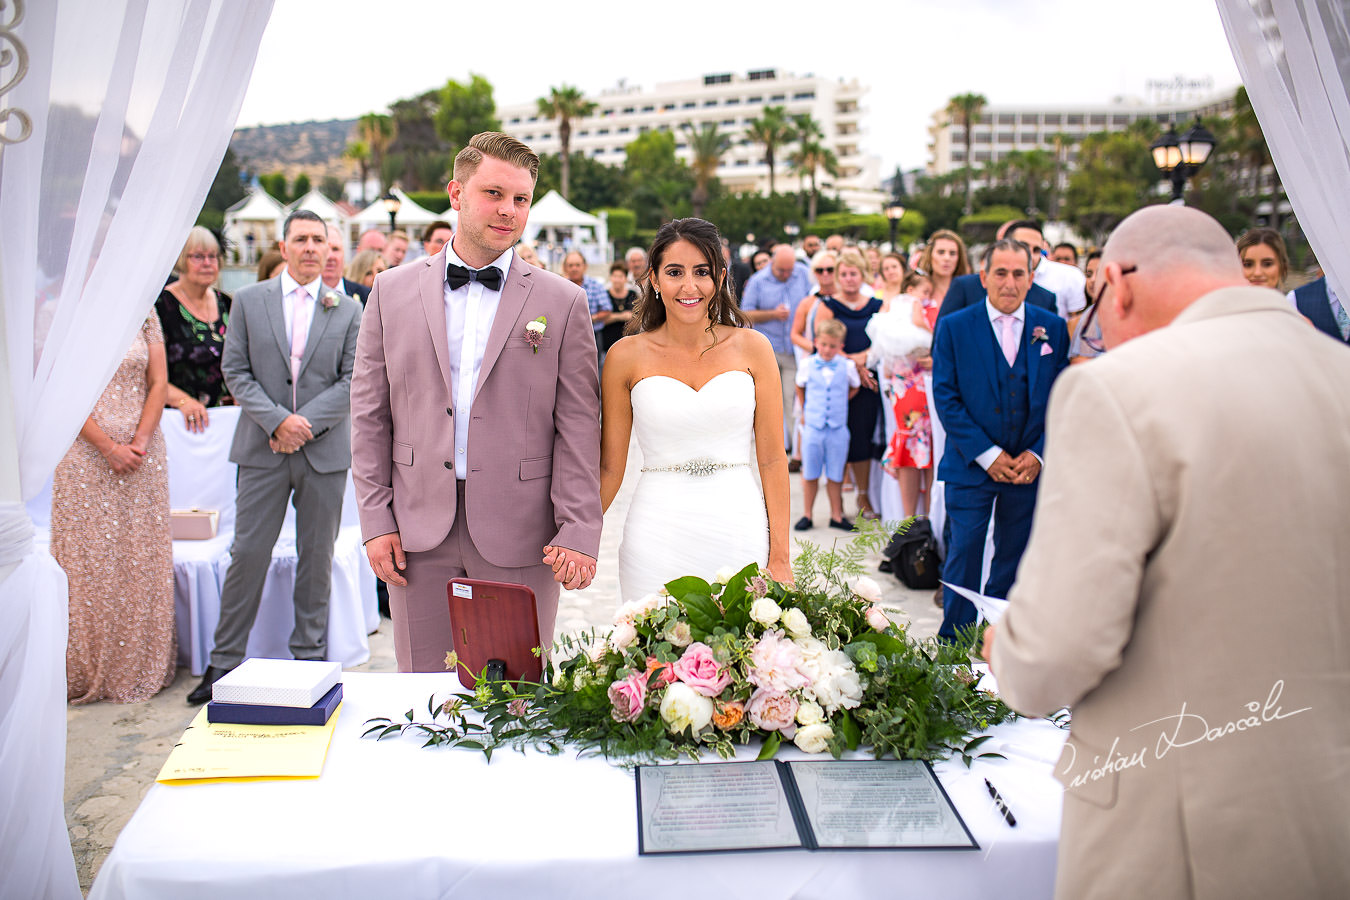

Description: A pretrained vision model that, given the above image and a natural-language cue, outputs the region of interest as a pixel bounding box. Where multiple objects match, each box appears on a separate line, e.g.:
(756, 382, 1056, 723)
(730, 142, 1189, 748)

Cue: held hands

(103, 443, 145, 475)
(271, 414, 313, 454)
(542, 546, 597, 591)
(365, 533, 408, 586)
(988, 451, 1040, 484)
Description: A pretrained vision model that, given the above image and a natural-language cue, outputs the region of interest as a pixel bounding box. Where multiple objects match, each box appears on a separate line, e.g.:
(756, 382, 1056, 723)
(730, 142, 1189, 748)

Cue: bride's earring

(654, 289, 661, 299)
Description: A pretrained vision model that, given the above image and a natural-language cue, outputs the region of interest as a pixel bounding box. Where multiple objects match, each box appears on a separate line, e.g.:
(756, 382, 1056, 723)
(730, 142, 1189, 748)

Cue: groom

(350, 132, 603, 673)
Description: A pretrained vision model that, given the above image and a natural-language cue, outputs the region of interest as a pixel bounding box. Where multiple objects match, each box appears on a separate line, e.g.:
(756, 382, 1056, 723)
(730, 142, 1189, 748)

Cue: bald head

(1097, 205, 1246, 349)
(770, 244, 797, 281)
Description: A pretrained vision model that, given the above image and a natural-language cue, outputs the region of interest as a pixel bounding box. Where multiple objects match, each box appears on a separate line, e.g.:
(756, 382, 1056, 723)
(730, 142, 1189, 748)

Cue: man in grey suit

(188, 210, 363, 703)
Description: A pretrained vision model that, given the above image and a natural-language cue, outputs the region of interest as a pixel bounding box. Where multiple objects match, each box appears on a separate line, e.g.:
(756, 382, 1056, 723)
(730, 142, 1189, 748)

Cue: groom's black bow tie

(446, 263, 502, 292)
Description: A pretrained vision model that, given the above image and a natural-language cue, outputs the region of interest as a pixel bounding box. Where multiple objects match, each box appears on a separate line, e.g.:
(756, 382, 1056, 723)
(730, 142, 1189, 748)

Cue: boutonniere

(523, 315, 547, 354)
(1030, 325, 1048, 344)
(321, 291, 341, 312)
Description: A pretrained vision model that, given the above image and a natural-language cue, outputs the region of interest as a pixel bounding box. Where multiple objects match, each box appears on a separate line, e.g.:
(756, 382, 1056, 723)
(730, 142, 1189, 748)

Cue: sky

(236, 0, 1243, 175)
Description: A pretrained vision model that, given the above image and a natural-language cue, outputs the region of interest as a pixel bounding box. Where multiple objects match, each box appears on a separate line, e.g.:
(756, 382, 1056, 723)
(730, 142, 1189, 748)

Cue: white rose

(796, 699, 825, 726)
(749, 597, 782, 625)
(781, 607, 812, 638)
(638, 593, 665, 614)
(810, 650, 863, 713)
(659, 682, 714, 735)
(664, 620, 693, 647)
(852, 575, 884, 604)
(713, 565, 739, 585)
(793, 723, 834, 754)
(525, 320, 546, 333)
(866, 605, 891, 632)
(611, 622, 638, 650)
(587, 639, 610, 663)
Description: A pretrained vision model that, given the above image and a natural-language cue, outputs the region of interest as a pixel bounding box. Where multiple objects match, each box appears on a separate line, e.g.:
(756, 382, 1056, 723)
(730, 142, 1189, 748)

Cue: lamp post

(784, 221, 799, 244)
(885, 203, 906, 252)
(382, 190, 401, 233)
(1150, 119, 1216, 204)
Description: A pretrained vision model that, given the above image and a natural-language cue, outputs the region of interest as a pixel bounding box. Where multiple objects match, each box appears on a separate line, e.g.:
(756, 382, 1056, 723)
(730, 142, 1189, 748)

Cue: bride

(598, 218, 791, 600)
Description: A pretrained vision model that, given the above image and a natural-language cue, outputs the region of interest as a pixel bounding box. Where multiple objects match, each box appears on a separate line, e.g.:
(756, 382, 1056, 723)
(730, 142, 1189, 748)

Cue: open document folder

(940, 582, 1009, 624)
(157, 706, 341, 785)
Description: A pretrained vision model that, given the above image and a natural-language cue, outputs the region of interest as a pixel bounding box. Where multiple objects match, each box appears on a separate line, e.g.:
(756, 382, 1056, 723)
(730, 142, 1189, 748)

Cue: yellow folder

(156, 705, 341, 785)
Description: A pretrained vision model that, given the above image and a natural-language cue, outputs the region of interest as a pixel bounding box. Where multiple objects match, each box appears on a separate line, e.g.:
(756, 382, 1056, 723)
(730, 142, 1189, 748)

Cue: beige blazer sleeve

(992, 364, 1165, 717)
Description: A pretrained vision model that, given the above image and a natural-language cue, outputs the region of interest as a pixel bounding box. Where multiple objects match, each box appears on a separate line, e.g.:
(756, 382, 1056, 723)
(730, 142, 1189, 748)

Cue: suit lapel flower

(321, 290, 341, 312)
(523, 315, 547, 354)
(1030, 325, 1047, 344)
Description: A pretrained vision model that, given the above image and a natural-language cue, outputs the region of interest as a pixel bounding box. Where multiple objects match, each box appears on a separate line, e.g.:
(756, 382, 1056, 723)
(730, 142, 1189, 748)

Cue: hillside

(230, 118, 356, 180)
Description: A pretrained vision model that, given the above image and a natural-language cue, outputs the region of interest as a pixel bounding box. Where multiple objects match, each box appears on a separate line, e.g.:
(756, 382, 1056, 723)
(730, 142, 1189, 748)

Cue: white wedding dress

(618, 370, 769, 601)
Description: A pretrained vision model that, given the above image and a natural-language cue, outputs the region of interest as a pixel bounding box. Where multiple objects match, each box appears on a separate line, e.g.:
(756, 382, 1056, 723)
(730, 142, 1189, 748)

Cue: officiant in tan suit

(189, 210, 363, 704)
(984, 205, 1350, 899)
(351, 133, 602, 673)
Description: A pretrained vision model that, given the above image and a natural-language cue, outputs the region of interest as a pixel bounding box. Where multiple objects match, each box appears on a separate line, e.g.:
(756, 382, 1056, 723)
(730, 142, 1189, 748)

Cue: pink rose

(672, 642, 733, 697)
(607, 671, 648, 723)
(747, 688, 799, 737)
(866, 605, 890, 632)
(645, 656, 677, 686)
(747, 629, 810, 692)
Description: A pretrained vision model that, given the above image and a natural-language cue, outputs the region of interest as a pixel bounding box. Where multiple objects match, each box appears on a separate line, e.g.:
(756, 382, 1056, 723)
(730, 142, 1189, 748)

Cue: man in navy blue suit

(931, 239, 1069, 641)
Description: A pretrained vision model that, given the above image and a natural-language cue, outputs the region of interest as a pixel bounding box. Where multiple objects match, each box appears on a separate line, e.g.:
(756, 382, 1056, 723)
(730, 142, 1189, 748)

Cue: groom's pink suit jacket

(350, 250, 602, 570)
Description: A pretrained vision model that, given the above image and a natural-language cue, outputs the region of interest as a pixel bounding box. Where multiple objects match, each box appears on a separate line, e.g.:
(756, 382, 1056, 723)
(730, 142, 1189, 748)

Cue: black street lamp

(382, 190, 401, 232)
(1150, 119, 1216, 204)
(784, 222, 800, 244)
(885, 203, 906, 252)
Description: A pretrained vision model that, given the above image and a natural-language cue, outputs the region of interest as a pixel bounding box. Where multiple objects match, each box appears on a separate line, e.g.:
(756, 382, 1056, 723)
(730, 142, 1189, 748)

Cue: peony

(672, 642, 733, 697)
(608, 672, 648, 723)
(747, 629, 810, 692)
(749, 597, 782, 625)
(644, 656, 677, 686)
(852, 575, 883, 604)
(711, 699, 745, 730)
(663, 620, 693, 647)
(610, 622, 637, 650)
(659, 682, 714, 735)
(796, 699, 825, 726)
(866, 605, 891, 632)
(781, 607, 812, 638)
(713, 565, 740, 585)
(793, 723, 834, 754)
(812, 651, 864, 713)
(746, 689, 799, 736)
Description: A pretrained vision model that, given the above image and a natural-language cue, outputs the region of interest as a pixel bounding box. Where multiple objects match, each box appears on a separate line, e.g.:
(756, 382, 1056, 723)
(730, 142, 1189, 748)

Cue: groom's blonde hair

(452, 132, 540, 184)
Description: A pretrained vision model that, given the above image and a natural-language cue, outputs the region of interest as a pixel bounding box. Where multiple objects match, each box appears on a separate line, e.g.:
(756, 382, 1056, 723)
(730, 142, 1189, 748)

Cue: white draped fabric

(0, 3, 273, 897)
(1216, 0, 1350, 298)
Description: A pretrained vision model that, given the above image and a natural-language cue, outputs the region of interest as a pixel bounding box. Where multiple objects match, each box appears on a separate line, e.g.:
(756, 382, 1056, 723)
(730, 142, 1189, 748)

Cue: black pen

(984, 778, 1017, 827)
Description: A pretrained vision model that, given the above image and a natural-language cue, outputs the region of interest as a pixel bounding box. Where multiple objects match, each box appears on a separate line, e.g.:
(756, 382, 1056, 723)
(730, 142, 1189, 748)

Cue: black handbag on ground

(881, 517, 943, 590)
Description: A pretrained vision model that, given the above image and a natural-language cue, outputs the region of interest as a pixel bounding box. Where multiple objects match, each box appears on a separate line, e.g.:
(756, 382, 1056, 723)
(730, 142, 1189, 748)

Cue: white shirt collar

(280, 269, 322, 300)
(444, 241, 514, 289)
(985, 297, 1025, 325)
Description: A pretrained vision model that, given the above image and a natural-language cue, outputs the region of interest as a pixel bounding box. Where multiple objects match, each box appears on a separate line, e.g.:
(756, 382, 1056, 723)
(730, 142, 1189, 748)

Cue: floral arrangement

(366, 524, 1011, 763)
(523, 315, 547, 353)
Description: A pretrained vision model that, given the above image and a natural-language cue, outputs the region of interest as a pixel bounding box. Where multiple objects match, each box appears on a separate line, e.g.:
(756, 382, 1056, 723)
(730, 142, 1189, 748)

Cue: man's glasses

(1081, 264, 1137, 354)
(187, 253, 219, 264)
(814, 266, 834, 274)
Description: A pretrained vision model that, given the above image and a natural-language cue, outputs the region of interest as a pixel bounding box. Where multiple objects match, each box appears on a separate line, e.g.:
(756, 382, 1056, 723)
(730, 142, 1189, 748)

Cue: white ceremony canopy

(221, 187, 286, 264)
(351, 187, 452, 234)
(523, 190, 610, 266)
(289, 189, 348, 225)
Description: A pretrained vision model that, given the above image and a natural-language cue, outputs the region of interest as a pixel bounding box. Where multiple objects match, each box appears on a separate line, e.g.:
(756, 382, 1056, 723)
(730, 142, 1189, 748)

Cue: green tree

(1232, 86, 1277, 200)
(1003, 148, 1055, 215)
(1064, 126, 1159, 244)
(290, 172, 311, 202)
(257, 172, 286, 201)
(388, 90, 449, 190)
(357, 113, 397, 192)
(682, 121, 730, 218)
(745, 105, 796, 196)
(624, 131, 694, 228)
(436, 74, 501, 161)
(908, 170, 966, 235)
(945, 92, 987, 215)
(196, 146, 247, 231)
(1048, 133, 1075, 220)
(343, 139, 371, 203)
(535, 152, 627, 211)
(789, 138, 839, 223)
(319, 175, 345, 202)
(537, 85, 597, 201)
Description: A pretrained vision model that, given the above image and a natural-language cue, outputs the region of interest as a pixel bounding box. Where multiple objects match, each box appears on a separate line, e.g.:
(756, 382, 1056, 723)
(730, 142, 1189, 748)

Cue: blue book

(207, 682, 343, 726)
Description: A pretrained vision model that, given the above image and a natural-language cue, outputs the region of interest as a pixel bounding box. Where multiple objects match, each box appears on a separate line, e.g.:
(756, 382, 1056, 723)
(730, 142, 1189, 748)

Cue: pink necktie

(997, 314, 1018, 366)
(289, 287, 309, 408)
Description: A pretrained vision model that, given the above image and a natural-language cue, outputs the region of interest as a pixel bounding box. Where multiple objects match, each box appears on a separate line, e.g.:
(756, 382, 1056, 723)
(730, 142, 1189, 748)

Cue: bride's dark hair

(627, 218, 748, 337)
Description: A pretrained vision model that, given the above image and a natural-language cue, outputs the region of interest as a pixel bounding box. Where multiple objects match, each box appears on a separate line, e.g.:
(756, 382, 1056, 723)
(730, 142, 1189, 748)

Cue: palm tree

(1233, 86, 1277, 200)
(357, 113, 396, 193)
(1048, 132, 1075, 220)
(789, 139, 839, 223)
(945, 92, 987, 215)
(343, 140, 371, 204)
(746, 105, 797, 196)
(682, 122, 730, 218)
(1007, 148, 1055, 215)
(537, 84, 597, 201)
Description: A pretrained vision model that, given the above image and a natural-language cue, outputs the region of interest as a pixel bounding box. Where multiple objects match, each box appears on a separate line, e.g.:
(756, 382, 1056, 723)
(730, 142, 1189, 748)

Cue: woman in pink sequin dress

(52, 314, 176, 703)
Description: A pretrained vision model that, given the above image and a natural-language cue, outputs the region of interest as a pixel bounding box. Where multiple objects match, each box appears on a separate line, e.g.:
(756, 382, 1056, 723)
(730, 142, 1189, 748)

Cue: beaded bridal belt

(640, 458, 748, 477)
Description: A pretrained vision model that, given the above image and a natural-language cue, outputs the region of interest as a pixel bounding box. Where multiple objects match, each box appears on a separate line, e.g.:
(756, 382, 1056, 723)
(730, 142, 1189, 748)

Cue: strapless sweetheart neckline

(631, 369, 751, 394)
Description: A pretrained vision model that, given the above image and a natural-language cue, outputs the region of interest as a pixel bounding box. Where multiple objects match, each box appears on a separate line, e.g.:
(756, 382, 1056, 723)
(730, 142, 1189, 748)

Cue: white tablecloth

(162, 407, 377, 674)
(90, 672, 1066, 900)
